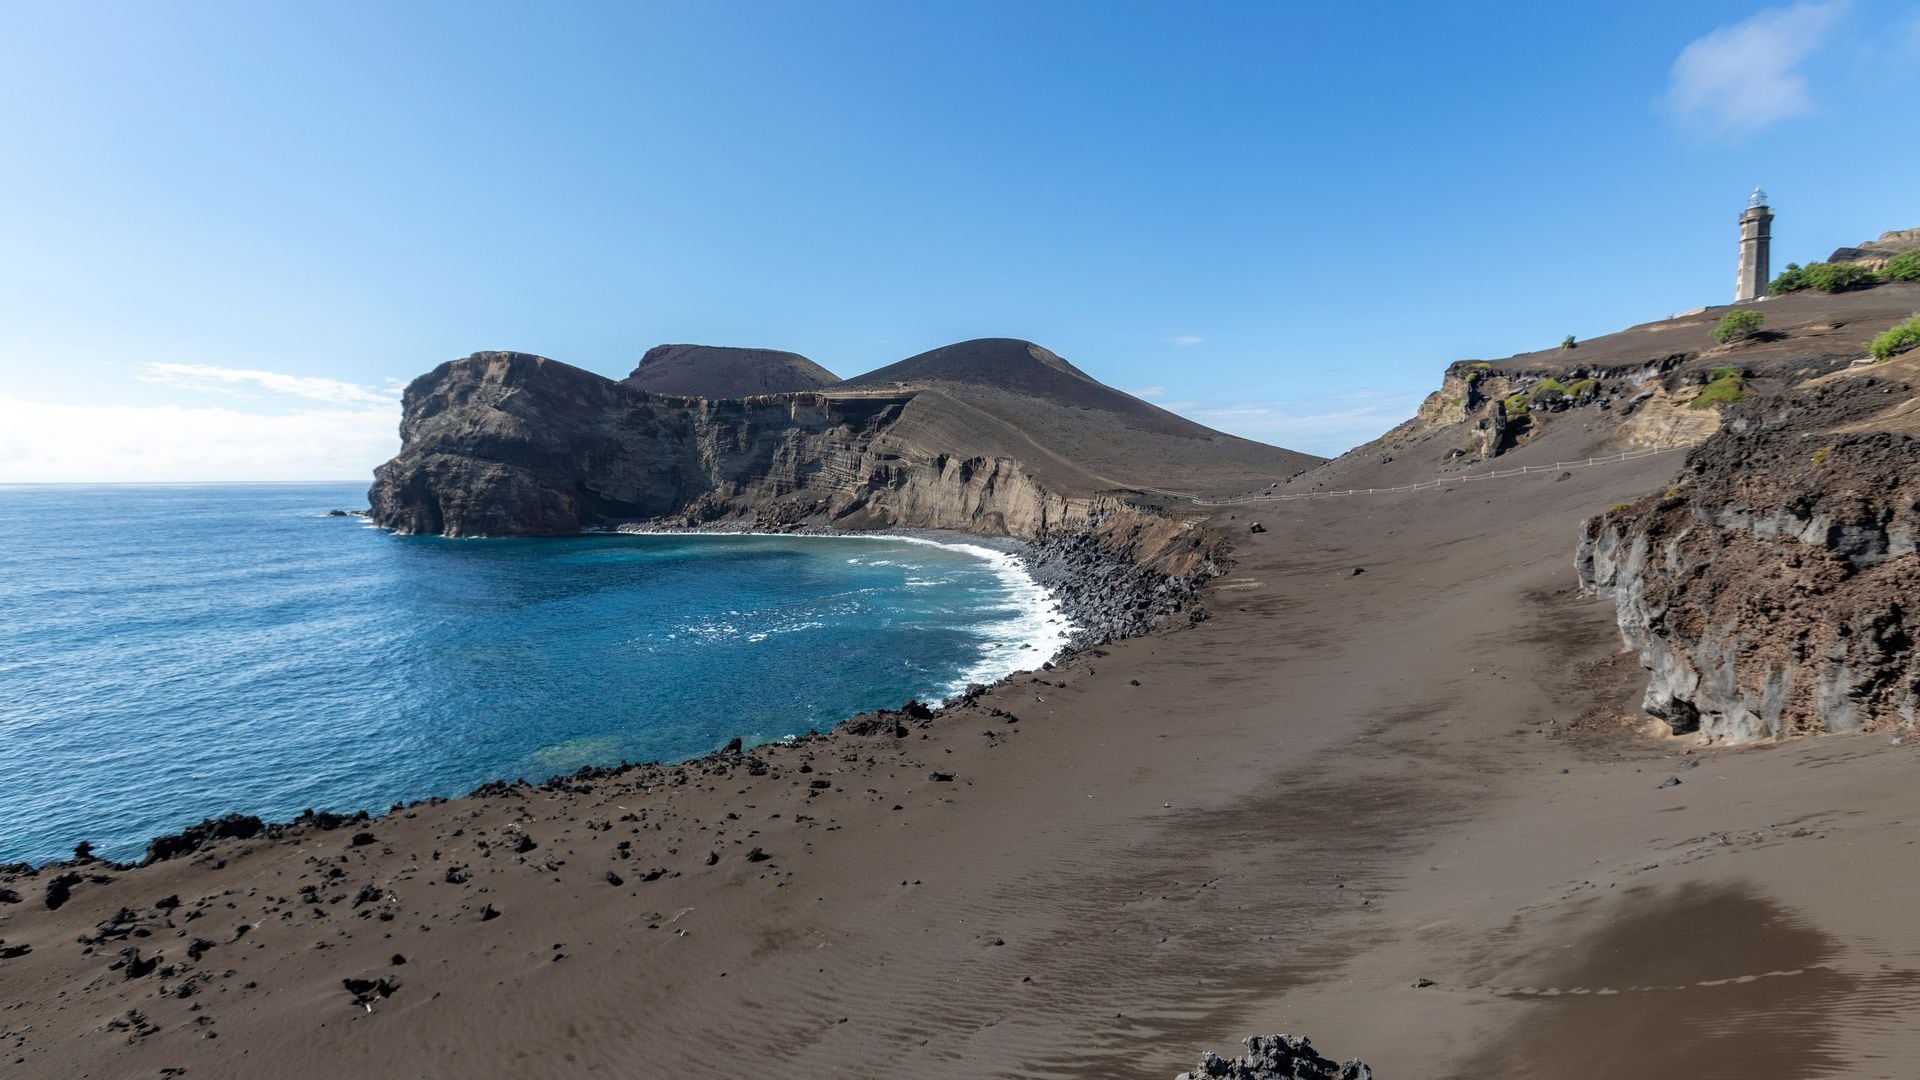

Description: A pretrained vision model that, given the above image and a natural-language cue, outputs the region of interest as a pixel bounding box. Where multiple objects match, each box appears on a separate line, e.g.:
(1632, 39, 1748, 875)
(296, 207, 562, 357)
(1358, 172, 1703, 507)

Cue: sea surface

(0, 484, 1071, 865)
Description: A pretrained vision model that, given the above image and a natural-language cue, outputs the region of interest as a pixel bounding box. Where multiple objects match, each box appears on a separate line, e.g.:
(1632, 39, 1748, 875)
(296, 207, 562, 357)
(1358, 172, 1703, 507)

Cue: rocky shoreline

(611, 514, 1222, 649)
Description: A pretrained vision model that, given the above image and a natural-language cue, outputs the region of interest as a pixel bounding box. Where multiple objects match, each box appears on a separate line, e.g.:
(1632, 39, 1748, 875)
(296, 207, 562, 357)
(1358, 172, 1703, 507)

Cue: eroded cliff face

(1578, 367, 1920, 742)
(1386, 354, 1714, 462)
(366, 352, 1219, 584)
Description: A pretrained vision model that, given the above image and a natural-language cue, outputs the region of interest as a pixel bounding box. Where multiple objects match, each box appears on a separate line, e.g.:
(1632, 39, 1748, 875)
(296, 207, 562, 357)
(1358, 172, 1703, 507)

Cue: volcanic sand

(3, 436, 1917, 1078)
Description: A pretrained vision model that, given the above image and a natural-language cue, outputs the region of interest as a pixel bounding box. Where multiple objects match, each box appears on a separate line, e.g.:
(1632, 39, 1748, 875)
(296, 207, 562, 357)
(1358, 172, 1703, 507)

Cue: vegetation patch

(1769, 261, 1879, 295)
(1712, 310, 1765, 344)
(1609, 501, 1632, 514)
(1560, 335, 1577, 350)
(1690, 369, 1746, 409)
(1867, 313, 1920, 362)
(1811, 446, 1832, 467)
(1566, 378, 1599, 399)
(1880, 252, 1920, 282)
(1502, 390, 1530, 418)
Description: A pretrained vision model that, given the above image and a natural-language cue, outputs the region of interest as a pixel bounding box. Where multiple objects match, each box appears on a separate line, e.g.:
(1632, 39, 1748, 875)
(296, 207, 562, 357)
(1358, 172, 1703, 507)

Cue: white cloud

(138, 362, 400, 407)
(0, 395, 399, 483)
(1130, 385, 1167, 399)
(1167, 335, 1204, 348)
(1663, 2, 1848, 134)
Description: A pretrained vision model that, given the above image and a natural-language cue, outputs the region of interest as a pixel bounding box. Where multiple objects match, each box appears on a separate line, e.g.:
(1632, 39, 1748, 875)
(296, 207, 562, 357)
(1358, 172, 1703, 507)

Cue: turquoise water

(0, 484, 1069, 865)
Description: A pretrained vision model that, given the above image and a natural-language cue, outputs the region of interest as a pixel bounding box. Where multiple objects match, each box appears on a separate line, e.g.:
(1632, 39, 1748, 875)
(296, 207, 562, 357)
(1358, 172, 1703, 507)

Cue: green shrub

(1561, 335, 1577, 350)
(1690, 370, 1746, 408)
(1609, 502, 1632, 514)
(1811, 446, 1831, 467)
(1710, 365, 1742, 381)
(1880, 252, 1920, 282)
(1712, 310, 1765, 344)
(1502, 390, 1530, 418)
(1868, 313, 1920, 362)
(1770, 261, 1878, 295)
(1566, 378, 1600, 399)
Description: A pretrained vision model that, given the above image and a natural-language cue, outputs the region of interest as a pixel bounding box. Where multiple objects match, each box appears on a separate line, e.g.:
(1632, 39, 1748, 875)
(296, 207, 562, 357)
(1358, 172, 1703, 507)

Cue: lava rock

(142, 814, 265, 865)
(1175, 1034, 1371, 1080)
(44, 872, 82, 911)
(342, 975, 400, 1007)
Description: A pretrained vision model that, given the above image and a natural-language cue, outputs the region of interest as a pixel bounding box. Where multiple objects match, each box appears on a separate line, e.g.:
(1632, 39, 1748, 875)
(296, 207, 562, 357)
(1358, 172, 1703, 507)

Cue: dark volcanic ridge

(622, 343, 839, 397)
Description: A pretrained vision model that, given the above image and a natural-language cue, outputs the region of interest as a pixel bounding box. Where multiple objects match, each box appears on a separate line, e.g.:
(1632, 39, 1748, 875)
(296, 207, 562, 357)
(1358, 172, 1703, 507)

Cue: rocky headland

(367, 338, 1316, 541)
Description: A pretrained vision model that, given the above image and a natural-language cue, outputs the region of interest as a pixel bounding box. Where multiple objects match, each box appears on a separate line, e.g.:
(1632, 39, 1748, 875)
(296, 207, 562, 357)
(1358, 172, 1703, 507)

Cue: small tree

(1560, 335, 1577, 350)
(1713, 309, 1765, 344)
(1770, 261, 1878, 294)
(1868, 313, 1920, 362)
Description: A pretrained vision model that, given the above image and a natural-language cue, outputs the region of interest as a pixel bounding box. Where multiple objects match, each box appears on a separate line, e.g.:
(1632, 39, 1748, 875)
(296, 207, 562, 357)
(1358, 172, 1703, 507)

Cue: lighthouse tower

(1735, 187, 1773, 303)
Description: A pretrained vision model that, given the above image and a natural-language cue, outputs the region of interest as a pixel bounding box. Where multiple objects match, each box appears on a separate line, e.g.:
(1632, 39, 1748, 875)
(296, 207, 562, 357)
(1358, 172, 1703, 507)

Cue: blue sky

(2, 1, 1916, 480)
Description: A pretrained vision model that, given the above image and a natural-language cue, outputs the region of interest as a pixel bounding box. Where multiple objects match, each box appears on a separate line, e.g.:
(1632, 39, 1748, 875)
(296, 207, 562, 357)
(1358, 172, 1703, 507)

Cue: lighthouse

(1735, 187, 1773, 303)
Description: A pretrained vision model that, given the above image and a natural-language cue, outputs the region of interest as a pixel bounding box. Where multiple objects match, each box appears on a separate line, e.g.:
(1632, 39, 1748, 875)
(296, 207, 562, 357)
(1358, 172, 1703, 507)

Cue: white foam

(629, 530, 1078, 697)
(843, 533, 1077, 696)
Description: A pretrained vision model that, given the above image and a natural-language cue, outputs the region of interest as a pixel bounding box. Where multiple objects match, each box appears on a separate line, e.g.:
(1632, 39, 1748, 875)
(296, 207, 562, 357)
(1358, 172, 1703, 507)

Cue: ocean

(0, 483, 1070, 865)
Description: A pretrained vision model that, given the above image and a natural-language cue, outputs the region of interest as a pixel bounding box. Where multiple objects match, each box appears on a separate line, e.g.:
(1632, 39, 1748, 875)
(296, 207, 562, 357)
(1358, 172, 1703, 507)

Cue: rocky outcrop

(366, 351, 1090, 540)
(1579, 366, 1920, 741)
(1351, 284, 1920, 480)
(368, 352, 925, 537)
(1175, 1034, 1372, 1080)
(1829, 227, 1920, 270)
(1384, 354, 1708, 463)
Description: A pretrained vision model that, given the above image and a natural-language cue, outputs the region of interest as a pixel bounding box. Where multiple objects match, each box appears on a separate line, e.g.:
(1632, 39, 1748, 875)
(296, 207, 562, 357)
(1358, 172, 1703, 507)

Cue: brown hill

(621, 344, 838, 397)
(836, 338, 1320, 497)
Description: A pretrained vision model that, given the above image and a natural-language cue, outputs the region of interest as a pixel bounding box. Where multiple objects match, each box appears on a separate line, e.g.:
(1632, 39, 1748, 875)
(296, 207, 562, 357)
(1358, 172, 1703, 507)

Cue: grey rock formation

(1579, 372, 1920, 742)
